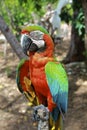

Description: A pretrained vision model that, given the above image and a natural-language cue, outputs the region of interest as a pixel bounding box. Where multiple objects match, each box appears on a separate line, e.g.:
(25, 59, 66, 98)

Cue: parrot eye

(20, 32, 46, 55)
(29, 30, 44, 40)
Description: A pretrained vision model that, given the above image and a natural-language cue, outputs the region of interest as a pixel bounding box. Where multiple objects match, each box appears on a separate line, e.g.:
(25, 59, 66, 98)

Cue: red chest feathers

(29, 53, 53, 98)
(30, 66, 50, 97)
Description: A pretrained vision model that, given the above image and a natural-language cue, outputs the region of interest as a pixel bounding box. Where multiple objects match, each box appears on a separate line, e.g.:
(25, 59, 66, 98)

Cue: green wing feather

(45, 61, 68, 121)
(16, 59, 28, 93)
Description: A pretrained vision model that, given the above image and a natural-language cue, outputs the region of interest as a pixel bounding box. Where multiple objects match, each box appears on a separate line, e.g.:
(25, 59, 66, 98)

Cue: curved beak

(21, 34, 38, 55)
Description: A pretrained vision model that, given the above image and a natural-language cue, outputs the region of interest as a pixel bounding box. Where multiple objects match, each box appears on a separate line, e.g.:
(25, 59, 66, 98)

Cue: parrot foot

(33, 104, 49, 130)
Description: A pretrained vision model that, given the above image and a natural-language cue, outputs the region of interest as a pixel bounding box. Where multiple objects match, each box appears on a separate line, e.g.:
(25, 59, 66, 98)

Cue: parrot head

(20, 24, 49, 56)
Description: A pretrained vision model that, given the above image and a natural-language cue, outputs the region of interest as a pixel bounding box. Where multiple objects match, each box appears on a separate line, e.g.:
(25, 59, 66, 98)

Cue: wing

(16, 59, 29, 93)
(16, 59, 38, 106)
(45, 61, 68, 120)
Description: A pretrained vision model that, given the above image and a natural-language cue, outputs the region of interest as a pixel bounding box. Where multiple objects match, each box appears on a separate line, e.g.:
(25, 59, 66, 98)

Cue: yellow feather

(49, 114, 63, 130)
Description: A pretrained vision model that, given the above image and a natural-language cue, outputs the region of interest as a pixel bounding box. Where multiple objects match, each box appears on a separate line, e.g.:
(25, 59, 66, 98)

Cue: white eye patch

(29, 30, 45, 48)
(21, 31, 45, 49)
(32, 39, 45, 48)
(29, 30, 44, 40)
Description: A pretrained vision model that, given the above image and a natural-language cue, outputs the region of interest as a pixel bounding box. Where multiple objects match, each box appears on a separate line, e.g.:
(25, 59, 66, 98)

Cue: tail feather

(50, 114, 63, 130)
(55, 114, 63, 130)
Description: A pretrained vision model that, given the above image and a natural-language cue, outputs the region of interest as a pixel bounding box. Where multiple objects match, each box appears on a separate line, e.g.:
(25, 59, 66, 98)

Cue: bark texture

(82, 0, 87, 49)
(0, 15, 27, 59)
(63, 1, 86, 64)
(82, 0, 87, 66)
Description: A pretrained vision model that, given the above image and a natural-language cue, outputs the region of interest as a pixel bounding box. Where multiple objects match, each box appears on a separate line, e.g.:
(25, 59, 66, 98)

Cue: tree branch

(0, 15, 27, 59)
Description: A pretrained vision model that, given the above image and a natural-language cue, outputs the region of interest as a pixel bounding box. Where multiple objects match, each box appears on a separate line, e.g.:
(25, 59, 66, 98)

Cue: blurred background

(0, 0, 87, 130)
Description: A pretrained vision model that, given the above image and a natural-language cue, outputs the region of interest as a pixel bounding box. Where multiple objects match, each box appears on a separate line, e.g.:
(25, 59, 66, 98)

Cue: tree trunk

(63, 26, 86, 64)
(0, 15, 27, 59)
(82, 0, 87, 66)
(82, 0, 87, 35)
(63, 1, 86, 64)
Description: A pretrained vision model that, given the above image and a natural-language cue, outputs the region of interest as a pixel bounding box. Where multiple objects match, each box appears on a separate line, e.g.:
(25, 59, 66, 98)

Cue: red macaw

(16, 24, 68, 130)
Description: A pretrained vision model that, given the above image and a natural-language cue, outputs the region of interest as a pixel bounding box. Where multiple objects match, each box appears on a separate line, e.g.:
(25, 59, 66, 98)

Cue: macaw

(16, 24, 68, 130)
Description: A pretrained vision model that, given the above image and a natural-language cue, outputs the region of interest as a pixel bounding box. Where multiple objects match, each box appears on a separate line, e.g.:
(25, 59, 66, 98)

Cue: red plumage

(29, 34, 56, 111)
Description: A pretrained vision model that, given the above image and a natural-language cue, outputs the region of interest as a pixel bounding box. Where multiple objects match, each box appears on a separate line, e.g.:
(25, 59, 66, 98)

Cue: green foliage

(0, 0, 58, 38)
(72, 0, 85, 38)
(75, 9, 85, 36)
(60, 1, 85, 38)
(0, 0, 85, 41)
(60, 3, 73, 24)
(0, 0, 36, 38)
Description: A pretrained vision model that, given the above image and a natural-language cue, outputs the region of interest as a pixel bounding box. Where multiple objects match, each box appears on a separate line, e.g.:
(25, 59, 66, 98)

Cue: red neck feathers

(41, 34, 54, 57)
(30, 34, 54, 57)
(29, 34, 54, 67)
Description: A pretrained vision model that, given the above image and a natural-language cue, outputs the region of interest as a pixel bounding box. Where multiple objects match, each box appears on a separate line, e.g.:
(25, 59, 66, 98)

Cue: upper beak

(21, 34, 38, 55)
